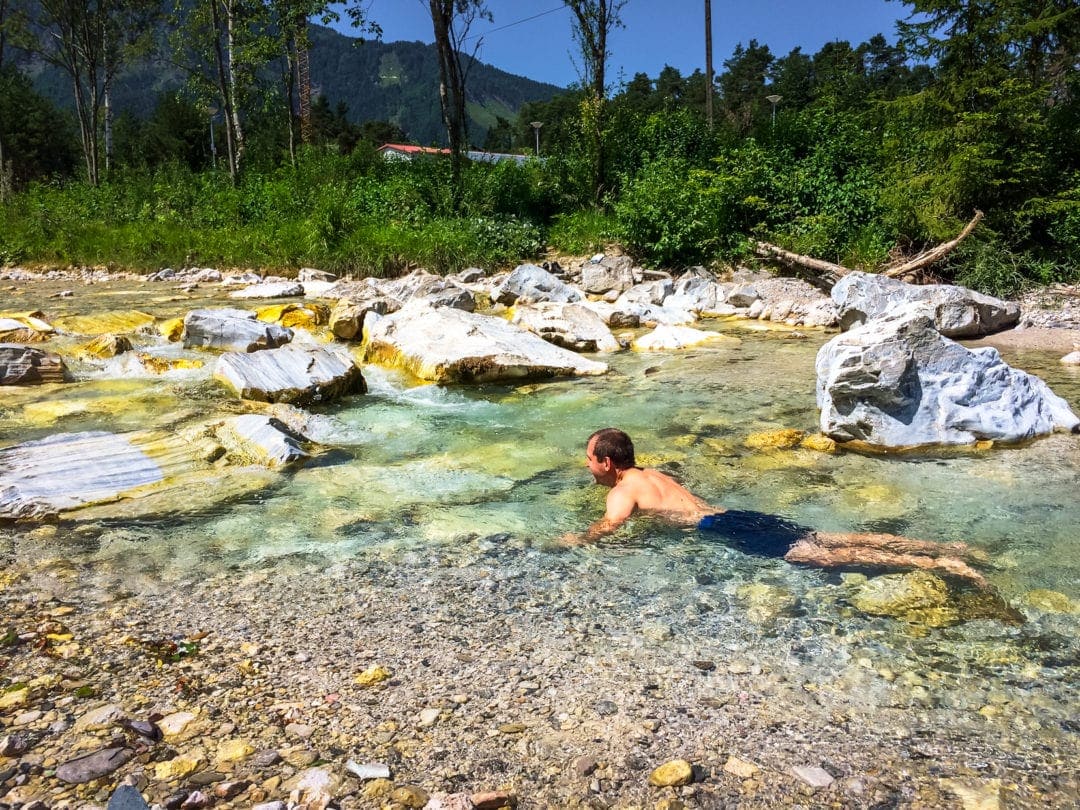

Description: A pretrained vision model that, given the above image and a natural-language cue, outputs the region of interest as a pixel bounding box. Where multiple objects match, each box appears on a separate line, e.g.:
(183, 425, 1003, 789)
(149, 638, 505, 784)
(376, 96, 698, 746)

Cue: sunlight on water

(2, 280, 1079, 750)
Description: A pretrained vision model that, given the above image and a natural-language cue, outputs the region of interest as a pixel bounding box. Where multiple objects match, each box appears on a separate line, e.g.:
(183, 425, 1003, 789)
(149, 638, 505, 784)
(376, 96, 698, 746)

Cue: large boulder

(183, 308, 293, 352)
(832, 271, 1020, 337)
(214, 344, 366, 404)
(510, 302, 620, 352)
(816, 304, 1080, 447)
(493, 264, 583, 306)
(0, 419, 309, 522)
(0, 344, 70, 385)
(365, 301, 607, 383)
(665, 276, 721, 314)
(580, 256, 638, 295)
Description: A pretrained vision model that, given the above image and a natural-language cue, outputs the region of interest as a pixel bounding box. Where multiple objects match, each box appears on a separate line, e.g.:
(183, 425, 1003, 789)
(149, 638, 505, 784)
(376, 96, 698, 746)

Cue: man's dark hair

(589, 428, 636, 469)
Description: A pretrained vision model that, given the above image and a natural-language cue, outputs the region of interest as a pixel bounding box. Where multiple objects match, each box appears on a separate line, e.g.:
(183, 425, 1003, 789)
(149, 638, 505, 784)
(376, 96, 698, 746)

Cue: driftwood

(881, 210, 984, 278)
(755, 210, 984, 290)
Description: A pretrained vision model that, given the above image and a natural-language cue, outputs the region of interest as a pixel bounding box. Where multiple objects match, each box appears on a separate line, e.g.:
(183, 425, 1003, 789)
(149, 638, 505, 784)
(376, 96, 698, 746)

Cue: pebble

(649, 759, 693, 787)
(391, 785, 429, 808)
(723, 756, 759, 779)
(419, 708, 441, 727)
(791, 764, 835, 789)
(346, 760, 391, 780)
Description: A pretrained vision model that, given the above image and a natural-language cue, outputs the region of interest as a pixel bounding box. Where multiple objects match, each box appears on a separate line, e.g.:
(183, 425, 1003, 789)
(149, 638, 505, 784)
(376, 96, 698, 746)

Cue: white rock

(1061, 350, 1080, 365)
(632, 325, 737, 351)
(214, 344, 365, 405)
(229, 281, 304, 299)
(791, 765, 835, 789)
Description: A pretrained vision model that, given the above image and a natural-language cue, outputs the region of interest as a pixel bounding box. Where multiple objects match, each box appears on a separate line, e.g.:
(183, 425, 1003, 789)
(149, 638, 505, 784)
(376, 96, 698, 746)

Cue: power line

(461, 5, 566, 43)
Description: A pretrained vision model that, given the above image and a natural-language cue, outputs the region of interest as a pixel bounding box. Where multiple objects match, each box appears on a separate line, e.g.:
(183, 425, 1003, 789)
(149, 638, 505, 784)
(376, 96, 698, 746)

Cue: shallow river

(2, 278, 1079, 801)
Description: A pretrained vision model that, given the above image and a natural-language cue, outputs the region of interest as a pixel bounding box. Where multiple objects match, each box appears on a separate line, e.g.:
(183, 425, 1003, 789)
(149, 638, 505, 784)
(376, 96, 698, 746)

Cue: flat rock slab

(816, 303, 1080, 447)
(183, 308, 293, 352)
(53, 310, 156, 336)
(365, 302, 607, 383)
(0, 419, 311, 521)
(229, 281, 305, 299)
(0, 343, 70, 385)
(214, 344, 366, 405)
(632, 325, 739, 351)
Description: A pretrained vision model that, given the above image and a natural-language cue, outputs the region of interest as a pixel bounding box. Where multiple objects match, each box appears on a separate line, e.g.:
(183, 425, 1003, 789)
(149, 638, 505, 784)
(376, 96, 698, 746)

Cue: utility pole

(704, 0, 714, 129)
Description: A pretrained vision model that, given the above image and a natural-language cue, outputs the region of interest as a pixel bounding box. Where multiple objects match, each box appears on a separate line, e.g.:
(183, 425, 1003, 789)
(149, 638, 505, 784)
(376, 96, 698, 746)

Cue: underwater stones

(229, 281, 304, 299)
(833, 271, 1019, 337)
(736, 582, 798, 624)
(848, 571, 960, 626)
(214, 344, 365, 404)
(53, 310, 156, 336)
(744, 428, 806, 451)
(0, 344, 70, 385)
(109, 352, 204, 375)
(816, 304, 1080, 447)
(632, 325, 736, 351)
(493, 263, 583, 305)
(510, 302, 620, 352)
(800, 433, 838, 454)
(183, 308, 293, 352)
(365, 302, 607, 383)
(1020, 589, 1078, 614)
(75, 333, 133, 359)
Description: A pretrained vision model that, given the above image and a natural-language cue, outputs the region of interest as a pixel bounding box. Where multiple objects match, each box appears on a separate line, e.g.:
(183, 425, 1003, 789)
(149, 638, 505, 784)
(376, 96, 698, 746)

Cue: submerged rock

(183, 308, 293, 352)
(816, 304, 1080, 446)
(833, 271, 1019, 337)
(214, 344, 366, 404)
(632, 325, 737, 351)
(365, 301, 607, 383)
(848, 571, 960, 626)
(75, 333, 133, 359)
(56, 747, 133, 784)
(54, 310, 156, 336)
(0, 343, 70, 385)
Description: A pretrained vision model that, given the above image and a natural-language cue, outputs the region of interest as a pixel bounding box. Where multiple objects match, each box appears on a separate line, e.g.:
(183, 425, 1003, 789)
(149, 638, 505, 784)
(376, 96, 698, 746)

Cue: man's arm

(563, 487, 637, 545)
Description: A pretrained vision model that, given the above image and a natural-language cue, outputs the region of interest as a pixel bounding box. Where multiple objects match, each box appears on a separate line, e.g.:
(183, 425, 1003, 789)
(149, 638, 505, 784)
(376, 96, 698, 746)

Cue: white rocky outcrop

(816, 304, 1079, 447)
(364, 301, 607, 383)
(183, 309, 293, 352)
(214, 344, 365, 404)
(510, 302, 620, 352)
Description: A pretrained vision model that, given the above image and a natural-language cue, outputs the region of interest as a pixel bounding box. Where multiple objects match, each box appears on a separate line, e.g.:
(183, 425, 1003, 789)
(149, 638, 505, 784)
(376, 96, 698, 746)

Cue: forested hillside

(1, 1, 1077, 294)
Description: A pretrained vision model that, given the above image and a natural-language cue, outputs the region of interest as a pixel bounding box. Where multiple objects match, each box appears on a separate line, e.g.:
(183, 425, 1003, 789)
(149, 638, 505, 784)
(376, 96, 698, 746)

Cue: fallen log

(755, 210, 985, 290)
(881, 210, 984, 278)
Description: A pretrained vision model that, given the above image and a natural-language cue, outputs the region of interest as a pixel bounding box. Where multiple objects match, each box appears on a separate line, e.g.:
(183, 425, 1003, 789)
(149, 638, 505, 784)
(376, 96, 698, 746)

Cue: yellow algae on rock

(75, 333, 133, 359)
(649, 759, 693, 787)
(849, 571, 960, 627)
(0, 686, 30, 709)
(159, 317, 185, 342)
(216, 739, 254, 764)
(744, 428, 806, 451)
(800, 433, 837, 454)
(256, 302, 329, 332)
(355, 665, 391, 687)
(54, 310, 156, 336)
(1021, 589, 1077, 614)
(0, 311, 55, 333)
(134, 353, 204, 374)
(155, 755, 203, 781)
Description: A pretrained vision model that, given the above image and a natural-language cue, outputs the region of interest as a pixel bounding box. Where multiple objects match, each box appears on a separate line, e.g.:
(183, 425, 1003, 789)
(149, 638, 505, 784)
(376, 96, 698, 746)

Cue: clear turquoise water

(2, 282, 1079, 750)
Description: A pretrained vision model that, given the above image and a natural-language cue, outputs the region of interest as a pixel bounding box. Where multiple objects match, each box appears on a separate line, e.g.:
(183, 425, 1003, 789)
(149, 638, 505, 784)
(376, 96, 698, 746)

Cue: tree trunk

(226, 0, 245, 174)
(429, 0, 466, 211)
(881, 210, 984, 278)
(210, 0, 237, 182)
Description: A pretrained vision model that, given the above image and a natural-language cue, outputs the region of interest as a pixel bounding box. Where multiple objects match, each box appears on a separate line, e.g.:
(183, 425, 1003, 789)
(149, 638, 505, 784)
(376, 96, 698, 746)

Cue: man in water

(564, 427, 989, 587)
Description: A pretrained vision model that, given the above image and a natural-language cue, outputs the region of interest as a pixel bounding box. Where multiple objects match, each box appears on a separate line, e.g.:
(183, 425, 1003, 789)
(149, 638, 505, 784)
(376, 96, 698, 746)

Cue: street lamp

(530, 121, 543, 157)
(765, 94, 782, 128)
(207, 103, 219, 169)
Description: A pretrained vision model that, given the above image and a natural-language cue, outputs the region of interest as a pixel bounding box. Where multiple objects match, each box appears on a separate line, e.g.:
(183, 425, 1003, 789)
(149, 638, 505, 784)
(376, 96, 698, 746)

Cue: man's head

(586, 428, 636, 486)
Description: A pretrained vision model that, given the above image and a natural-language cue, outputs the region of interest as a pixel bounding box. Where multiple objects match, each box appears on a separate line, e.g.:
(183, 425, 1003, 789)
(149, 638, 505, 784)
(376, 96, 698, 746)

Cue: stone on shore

(0, 343, 70, 385)
(365, 302, 607, 383)
(56, 747, 134, 784)
(183, 308, 293, 352)
(580, 255, 638, 294)
(229, 281, 305, 299)
(791, 765, 835, 789)
(832, 271, 1020, 337)
(632, 325, 738, 351)
(214, 344, 365, 404)
(510, 302, 620, 352)
(816, 304, 1080, 446)
(493, 263, 583, 305)
(649, 759, 693, 787)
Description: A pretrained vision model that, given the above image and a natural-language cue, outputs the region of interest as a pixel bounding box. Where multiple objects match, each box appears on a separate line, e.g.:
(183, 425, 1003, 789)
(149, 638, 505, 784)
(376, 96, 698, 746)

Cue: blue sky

(337, 1, 914, 88)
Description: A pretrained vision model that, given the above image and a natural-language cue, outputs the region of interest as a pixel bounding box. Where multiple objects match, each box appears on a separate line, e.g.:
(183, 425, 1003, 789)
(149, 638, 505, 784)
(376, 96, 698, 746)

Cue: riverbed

(1, 274, 1078, 808)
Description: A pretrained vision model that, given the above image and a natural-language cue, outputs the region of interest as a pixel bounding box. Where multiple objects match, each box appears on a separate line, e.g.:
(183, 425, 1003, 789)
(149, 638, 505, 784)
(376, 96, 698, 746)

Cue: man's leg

(784, 537, 989, 588)
(809, 530, 988, 562)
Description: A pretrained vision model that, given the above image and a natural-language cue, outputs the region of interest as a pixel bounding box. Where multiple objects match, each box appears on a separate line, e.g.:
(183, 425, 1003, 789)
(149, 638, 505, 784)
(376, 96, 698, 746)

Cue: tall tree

(719, 39, 773, 134)
(428, 0, 490, 210)
(564, 0, 626, 203)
